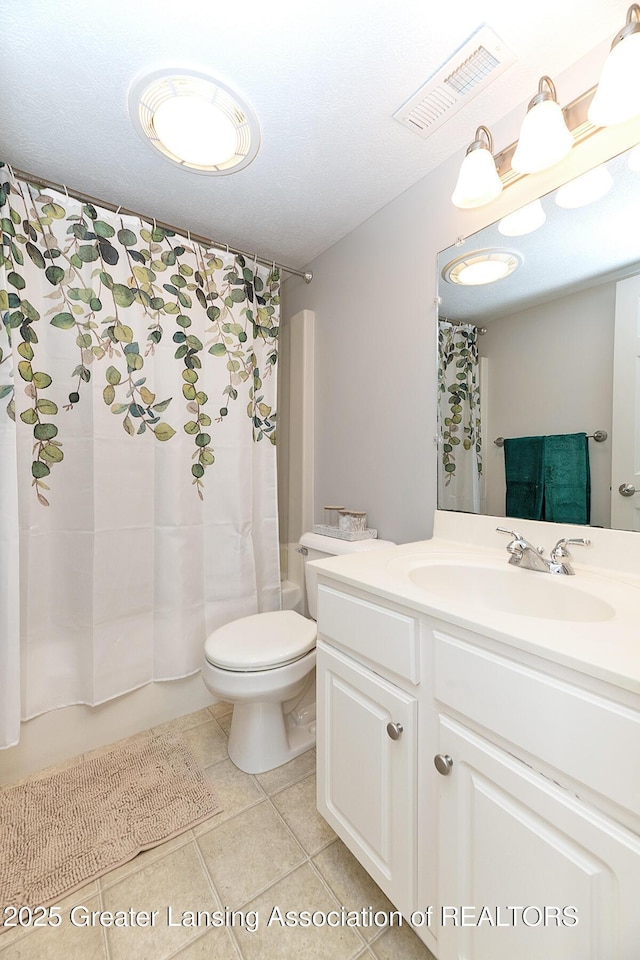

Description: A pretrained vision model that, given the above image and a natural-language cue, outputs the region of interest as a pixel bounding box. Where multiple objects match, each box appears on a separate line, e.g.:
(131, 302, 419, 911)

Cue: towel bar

(494, 430, 607, 447)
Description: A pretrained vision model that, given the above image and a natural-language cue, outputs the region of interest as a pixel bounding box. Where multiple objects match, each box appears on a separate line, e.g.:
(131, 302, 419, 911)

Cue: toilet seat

(204, 610, 317, 672)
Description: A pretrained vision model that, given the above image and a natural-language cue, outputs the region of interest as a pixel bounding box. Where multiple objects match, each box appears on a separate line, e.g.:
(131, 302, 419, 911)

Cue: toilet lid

(204, 610, 317, 672)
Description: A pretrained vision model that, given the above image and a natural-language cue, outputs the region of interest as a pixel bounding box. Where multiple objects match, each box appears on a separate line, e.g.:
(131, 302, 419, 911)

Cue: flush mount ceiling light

(498, 199, 546, 237)
(129, 68, 260, 175)
(451, 126, 503, 209)
(511, 77, 574, 174)
(588, 4, 640, 126)
(442, 249, 522, 286)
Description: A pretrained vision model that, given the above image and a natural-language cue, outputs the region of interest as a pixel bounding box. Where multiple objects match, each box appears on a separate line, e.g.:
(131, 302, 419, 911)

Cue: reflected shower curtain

(0, 165, 281, 749)
(437, 321, 483, 513)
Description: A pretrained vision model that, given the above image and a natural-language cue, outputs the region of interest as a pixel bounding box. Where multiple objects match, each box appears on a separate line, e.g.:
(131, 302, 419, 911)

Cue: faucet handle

(496, 527, 524, 556)
(550, 537, 591, 561)
(496, 527, 544, 554)
(496, 526, 523, 540)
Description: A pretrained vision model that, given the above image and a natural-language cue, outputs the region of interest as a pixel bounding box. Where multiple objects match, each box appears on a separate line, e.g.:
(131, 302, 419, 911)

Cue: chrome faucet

(496, 527, 591, 575)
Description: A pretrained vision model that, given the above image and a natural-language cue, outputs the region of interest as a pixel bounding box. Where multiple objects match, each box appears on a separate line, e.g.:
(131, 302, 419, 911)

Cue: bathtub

(281, 578, 304, 613)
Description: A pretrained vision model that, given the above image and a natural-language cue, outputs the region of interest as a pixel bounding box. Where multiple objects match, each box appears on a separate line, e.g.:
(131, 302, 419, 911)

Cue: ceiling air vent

(393, 26, 516, 140)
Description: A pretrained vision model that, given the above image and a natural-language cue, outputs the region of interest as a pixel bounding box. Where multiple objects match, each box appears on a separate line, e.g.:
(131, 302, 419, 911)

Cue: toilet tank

(298, 532, 395, 621)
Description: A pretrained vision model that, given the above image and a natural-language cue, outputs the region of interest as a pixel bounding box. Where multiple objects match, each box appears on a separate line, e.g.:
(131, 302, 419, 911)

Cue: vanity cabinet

(436, 716, 640, 960)
(433, 628, 640, 960)
(314, 570, 640, 960)
(315, 585, 420, 919)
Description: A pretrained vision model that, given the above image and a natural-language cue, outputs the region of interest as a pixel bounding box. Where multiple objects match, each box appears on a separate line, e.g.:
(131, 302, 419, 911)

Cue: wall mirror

(436, 142, 640, 532)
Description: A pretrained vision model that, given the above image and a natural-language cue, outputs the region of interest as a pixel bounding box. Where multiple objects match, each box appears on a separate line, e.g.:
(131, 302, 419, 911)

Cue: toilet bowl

(202, 532, 394, 774)
(202, 610, 317, 774)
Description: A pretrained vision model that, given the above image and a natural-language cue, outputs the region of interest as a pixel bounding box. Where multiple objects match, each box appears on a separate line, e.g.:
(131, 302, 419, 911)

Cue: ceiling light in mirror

(588, 4, 640, 127)
(443, 249, 522, 286)
(555, 164, 614, 209)
(129, 68, 260, 175)
(498, 199, 546, 237)
(512, 77, 574, 174)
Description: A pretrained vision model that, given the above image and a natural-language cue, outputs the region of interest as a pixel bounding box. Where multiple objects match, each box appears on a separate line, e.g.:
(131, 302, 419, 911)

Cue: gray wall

(481, 280, 615, 527)
(283, 45, 640, 545)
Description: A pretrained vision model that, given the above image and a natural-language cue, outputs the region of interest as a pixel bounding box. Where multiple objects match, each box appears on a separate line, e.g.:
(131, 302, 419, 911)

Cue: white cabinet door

(437, 716, 640, 960)
(316, 641, 418, 916)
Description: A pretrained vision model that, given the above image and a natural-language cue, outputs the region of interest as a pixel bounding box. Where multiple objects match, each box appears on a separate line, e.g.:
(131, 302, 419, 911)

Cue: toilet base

(228, 700, 316, 774)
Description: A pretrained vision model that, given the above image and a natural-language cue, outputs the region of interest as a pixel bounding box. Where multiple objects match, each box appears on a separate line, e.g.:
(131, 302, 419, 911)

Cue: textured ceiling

(0, 0, 634, 270)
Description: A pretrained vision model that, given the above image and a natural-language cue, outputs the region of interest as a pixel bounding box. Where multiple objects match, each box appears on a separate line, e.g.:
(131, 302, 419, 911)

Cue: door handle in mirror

(619, 483, 637, 497)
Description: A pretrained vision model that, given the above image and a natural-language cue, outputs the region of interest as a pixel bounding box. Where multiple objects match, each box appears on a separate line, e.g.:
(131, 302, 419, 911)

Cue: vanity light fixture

(442, 249, 522, 286)
(555, 163, 614, 208)
(588, 4, 640, 127)
(451, 7, 640, 212)
(498, 199, 546, 237)
(451, 126, 503, 209)
(129, 68, 260, 175)
(511, 77, 574, 174)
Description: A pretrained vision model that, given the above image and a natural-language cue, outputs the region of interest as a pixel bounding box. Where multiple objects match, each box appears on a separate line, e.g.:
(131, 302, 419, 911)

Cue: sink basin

(404, 562, 616, 622)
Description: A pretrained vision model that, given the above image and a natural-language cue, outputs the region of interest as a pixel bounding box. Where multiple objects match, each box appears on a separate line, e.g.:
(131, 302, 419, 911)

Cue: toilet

(201, 531, 394, 774)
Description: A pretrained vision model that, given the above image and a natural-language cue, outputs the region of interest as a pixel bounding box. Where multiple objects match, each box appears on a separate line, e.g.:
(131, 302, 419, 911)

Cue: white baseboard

(0, 674, 214, 786)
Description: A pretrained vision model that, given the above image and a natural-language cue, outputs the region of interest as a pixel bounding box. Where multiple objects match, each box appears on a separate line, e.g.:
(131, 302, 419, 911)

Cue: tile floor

(0, 705, 435, 960)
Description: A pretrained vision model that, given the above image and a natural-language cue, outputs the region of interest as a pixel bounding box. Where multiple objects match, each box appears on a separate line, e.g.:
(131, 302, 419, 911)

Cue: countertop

(309, 513, 640, 696)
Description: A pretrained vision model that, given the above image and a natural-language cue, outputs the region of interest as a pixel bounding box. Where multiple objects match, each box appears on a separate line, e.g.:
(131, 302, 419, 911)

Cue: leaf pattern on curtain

(437, 321, 482, 486)
(0, 165, 279, 504)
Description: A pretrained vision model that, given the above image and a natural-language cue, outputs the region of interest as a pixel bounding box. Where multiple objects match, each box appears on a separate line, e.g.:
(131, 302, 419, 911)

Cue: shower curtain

(437, 320, 483, 514)
(0, 165, 281, 749)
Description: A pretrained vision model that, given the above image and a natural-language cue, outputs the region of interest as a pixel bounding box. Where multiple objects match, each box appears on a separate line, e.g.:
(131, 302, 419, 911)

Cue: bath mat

(0, 731, 221, 917)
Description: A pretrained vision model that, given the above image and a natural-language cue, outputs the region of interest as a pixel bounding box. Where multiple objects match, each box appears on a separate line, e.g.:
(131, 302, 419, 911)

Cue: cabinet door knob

(434, 753, 454, 775)
(386, 721, 403, 740)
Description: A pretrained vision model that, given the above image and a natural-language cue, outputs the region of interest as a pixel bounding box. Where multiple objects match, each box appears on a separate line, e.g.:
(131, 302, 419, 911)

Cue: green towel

(503, 433, 591, 524)
(543, 433, 590, 525)
(503, 436, 545, 520)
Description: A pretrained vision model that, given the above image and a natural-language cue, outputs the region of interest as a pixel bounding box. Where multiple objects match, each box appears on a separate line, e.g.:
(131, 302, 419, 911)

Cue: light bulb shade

(498, 199, 546, 237)
(153, 95, 239, 166)
(555, 164, 613, 208)
(588, 30, 640, 126)
(451, 146, 503, 209)
(512, 99, 574, 173)
(455, 259, 511, 285)
(628, 143, 640, 172)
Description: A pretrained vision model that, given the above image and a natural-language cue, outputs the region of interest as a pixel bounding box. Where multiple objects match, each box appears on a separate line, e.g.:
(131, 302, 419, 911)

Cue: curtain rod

(439, 316, 487, 334)
(7, 165, 313, 284)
